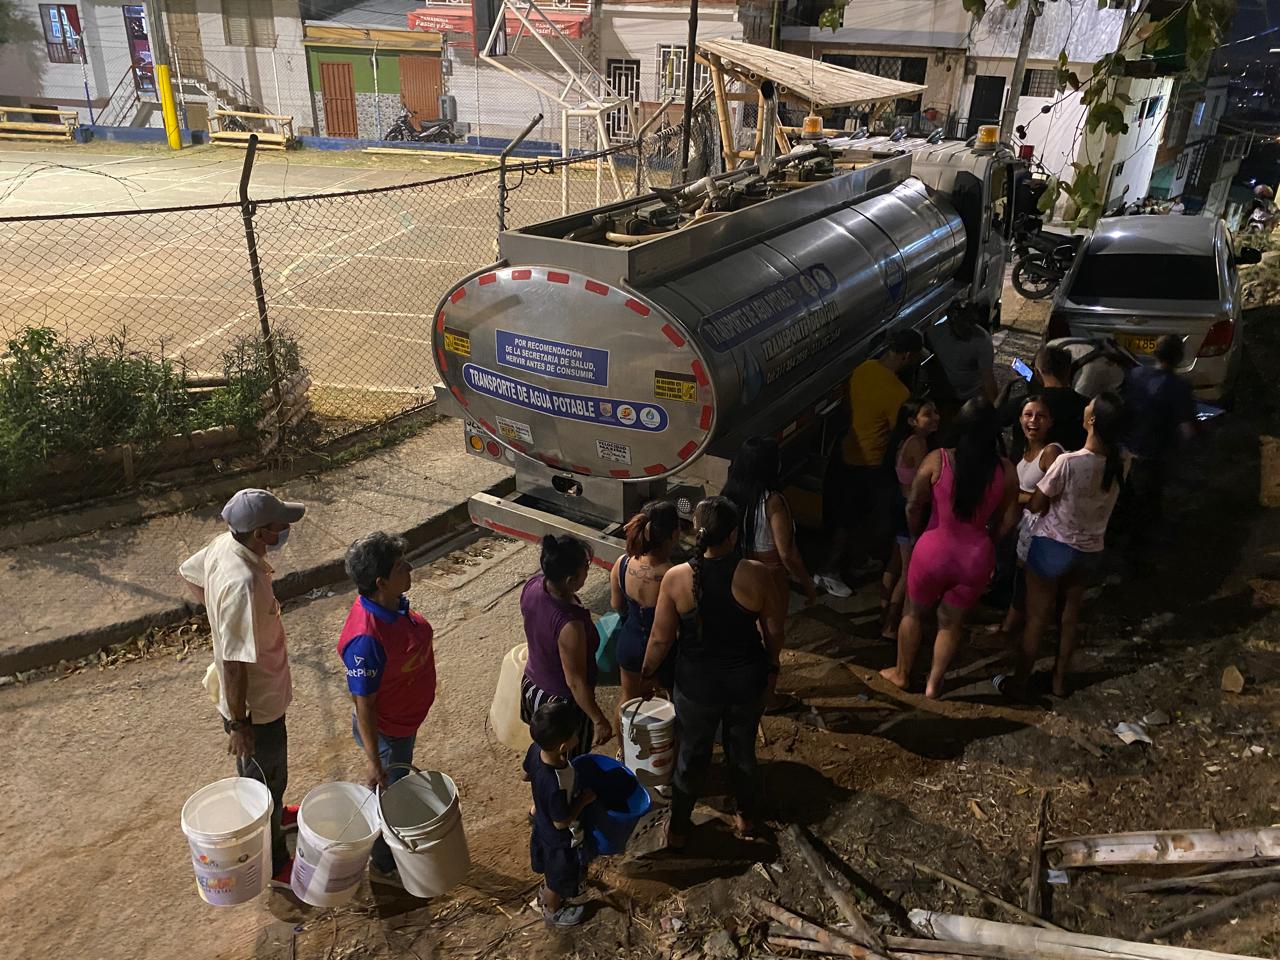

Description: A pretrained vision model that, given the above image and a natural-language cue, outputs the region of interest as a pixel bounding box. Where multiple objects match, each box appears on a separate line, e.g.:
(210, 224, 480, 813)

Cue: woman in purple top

(520, 534, 613, 754)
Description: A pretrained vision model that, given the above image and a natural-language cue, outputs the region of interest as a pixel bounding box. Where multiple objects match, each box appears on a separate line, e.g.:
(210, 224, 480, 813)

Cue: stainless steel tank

(435, 159, 966, 481)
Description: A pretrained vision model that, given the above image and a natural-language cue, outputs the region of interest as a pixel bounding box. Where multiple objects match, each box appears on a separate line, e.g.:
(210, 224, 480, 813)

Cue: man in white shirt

(180, 488, 305, 886)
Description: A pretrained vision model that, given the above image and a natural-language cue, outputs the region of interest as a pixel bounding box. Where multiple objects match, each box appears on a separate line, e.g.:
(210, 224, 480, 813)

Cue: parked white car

(1046, 216, 1262, 402)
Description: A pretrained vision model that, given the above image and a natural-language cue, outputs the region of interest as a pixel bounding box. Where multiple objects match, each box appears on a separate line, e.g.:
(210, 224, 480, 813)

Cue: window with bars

(657, 44, 710, 98)
(222, 0, 277, 48)
(39, 5, 84, 64)
(1020, 69, 1058, 98)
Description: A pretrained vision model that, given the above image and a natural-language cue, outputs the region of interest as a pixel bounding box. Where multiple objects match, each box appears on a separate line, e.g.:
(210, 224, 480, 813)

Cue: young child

(525, 701, 597, 927)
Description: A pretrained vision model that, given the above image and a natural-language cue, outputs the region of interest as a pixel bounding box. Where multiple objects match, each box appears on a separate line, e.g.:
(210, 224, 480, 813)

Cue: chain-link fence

(0, 120, 722, 514)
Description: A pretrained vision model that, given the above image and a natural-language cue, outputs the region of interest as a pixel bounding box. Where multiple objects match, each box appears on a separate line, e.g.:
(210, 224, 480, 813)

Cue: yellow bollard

(156, 63, 182, 150)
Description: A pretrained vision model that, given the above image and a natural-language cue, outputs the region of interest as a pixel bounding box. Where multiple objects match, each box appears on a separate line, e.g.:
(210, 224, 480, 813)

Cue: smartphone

(1011, 357, 1034, 382)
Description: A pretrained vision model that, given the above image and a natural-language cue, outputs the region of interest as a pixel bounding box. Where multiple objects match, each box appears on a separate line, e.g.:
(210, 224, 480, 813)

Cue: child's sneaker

(543, 902, 585, 927)
(281, 804, 300, 832)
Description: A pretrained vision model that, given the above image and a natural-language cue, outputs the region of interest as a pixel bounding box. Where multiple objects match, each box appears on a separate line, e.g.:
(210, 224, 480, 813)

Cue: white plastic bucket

(488, 643, 530, 751)
(181, 777, 273, 907)
(380, 768, 470, 898)
(621, 697, 677, 792)
(290, 782, 380, 907)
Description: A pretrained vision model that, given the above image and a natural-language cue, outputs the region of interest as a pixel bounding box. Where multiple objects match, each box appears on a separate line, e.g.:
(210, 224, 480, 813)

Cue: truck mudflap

(469, 492, 625, 570)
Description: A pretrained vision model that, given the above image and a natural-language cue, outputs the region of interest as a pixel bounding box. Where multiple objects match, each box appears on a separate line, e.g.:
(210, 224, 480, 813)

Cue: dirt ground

(5, 310, 1280, 959)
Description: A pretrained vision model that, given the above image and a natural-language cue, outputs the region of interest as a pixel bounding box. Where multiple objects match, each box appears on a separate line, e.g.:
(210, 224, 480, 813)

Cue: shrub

(0, 326, 304, 499)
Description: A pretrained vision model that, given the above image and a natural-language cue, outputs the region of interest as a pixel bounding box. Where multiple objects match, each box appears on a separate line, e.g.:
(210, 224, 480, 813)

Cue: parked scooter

(1011, 215, 1081, 300)
(383, 107, 458, 144)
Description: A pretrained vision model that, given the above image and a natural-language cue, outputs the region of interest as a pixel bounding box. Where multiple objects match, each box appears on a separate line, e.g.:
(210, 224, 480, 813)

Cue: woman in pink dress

(880, 400, 1019, 698)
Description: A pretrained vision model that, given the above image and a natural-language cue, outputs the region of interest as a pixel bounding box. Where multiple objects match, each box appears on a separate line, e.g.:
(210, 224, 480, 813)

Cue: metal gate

(320, 61, 358, 139)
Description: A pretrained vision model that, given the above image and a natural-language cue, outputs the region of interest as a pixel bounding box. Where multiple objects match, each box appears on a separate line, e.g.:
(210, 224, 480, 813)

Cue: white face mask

(266, 529, 290, 552)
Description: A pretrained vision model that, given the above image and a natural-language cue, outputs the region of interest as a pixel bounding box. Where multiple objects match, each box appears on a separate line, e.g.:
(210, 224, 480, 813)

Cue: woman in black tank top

(642, 497, 786, 846)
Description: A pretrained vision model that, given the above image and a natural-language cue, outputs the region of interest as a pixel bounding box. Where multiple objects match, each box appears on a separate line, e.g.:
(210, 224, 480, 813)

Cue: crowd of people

(178, 311, 1201, 928)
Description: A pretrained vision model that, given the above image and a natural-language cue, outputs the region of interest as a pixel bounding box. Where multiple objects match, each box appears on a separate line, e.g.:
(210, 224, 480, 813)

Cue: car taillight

(1197, 319, 1234, 358)
(1046, 313, 1071, 341)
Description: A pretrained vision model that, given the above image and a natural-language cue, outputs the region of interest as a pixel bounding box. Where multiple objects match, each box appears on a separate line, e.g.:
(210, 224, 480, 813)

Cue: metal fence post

(238, 134, 285, 437)
(498, 113, 544, 234)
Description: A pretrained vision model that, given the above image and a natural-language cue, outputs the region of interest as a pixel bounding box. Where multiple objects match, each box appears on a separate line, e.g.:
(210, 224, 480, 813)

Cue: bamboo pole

(897, 857, 1063, 931)
(1047, 829, 1280, 868)
(751, 898, 875, 960)
(788, 825, 886, 953)
(707, 58, 737, 171)
(909, 911, 1263, 960)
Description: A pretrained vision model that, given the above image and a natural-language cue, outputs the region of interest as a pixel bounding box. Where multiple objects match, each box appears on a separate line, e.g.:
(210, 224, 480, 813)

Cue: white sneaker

(814, 574, 853, 598)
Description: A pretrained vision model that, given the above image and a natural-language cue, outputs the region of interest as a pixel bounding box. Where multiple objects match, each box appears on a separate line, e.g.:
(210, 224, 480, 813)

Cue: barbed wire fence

(0, 115, 718, 515)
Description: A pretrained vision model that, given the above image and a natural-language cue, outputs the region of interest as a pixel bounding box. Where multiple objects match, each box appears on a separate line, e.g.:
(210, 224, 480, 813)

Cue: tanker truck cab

(433, 138, 1019, 562)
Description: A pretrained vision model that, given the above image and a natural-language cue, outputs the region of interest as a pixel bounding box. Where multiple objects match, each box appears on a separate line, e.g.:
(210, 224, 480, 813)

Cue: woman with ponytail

(723, 436, 819, 613)
(1006, 391, 1129, 700)
(520, 534, 612, 755)
(610, 501, 681, 721)
(880, 399, 1019, 698)
(641, 497, 785, 847)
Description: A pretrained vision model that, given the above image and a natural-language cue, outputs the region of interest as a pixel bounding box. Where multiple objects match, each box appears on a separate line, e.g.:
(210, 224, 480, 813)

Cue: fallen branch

(1047, 829, 1280, 868)
(789, 824, 887, 952)
(1125, 864, 1280, 893)
(909, 910, 1266, 960)
(1141, 882, 1280, 943)
(752, 897, 875, 960)
(770, 935, 847, 956)
(1026, 791, 1051, 919)
(897, 856, 1064, 931)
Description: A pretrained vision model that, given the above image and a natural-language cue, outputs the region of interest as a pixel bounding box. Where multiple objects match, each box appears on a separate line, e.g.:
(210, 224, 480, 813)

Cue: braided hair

(689, 496, 740, 643)
(623, 500, 680, 559)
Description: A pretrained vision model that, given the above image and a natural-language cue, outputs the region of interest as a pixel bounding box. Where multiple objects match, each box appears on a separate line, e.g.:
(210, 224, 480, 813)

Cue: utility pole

(147, 1, 183, 150)
(678, 0, 700, 182)
(1000, 0, 1043, 143)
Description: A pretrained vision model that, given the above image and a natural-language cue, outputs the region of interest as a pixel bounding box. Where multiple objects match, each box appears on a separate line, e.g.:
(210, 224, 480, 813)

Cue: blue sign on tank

(463, 364, 667, 432)
(496, 330, 609, 386)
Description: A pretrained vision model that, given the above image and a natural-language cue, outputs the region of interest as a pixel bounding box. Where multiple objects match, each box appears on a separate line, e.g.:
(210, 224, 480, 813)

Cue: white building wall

(186, 0, 310, 124)
(1104, 76, 1175, 204)
(840, 0, 970, 44)
(600, 8, 740, 104)
(0, 2, 134, 116)
(968, 0, 1124, 64)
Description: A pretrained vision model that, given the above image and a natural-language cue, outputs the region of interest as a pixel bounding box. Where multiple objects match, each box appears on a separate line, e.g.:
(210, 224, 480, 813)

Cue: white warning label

(595, 439, 632, 465)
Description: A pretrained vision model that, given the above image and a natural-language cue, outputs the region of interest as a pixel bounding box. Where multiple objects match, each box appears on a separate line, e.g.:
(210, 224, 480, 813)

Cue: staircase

(180, 61, 265, 115)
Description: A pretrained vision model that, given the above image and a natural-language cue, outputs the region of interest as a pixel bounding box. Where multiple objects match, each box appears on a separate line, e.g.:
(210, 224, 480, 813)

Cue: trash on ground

(1113, 722, 1152, 746)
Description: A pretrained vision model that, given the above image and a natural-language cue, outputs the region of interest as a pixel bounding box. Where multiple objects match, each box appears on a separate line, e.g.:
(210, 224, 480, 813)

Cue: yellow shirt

(842, 359, 909, 467)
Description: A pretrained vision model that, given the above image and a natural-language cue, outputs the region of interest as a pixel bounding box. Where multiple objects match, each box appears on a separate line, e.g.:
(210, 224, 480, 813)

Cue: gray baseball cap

(221, 488, 305, 533)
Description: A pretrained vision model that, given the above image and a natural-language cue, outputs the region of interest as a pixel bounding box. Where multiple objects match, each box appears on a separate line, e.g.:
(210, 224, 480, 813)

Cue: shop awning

(697, 38, 926, 109)
(408, 6, 590, 41)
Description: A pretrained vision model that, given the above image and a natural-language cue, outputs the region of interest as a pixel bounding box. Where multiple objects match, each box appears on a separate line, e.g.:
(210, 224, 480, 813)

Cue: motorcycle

(1011, 216, 1082, 300)
(383, 107, 458, 144)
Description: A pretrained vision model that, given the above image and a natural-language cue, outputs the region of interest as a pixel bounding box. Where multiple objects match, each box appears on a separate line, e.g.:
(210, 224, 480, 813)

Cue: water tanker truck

(433, 131, 1020, 564)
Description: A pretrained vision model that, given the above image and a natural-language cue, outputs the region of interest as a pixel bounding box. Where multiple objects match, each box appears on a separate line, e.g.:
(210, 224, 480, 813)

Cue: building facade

(0, 2, 313, 133)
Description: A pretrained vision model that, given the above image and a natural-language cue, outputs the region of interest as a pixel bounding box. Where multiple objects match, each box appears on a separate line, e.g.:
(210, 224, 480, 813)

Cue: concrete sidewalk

(0, 419, 511, 674)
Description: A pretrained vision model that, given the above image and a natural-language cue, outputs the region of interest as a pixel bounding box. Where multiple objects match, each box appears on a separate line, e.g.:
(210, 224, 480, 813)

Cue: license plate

(1118, 333, 1159, 355)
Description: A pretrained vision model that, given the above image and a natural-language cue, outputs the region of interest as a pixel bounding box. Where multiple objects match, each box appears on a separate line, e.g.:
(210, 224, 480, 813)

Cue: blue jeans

(351, 714, 416, 873)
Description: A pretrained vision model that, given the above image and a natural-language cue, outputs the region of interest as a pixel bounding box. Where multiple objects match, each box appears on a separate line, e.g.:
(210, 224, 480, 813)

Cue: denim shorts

(1026, 536, 1103, 581)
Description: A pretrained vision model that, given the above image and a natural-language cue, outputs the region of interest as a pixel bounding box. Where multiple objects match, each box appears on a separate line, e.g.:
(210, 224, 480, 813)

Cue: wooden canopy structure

(695, 38, 928, 169)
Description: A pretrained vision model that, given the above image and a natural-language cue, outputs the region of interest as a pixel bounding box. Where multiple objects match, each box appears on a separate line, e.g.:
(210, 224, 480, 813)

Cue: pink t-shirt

(1035, 448, 1129, 553)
